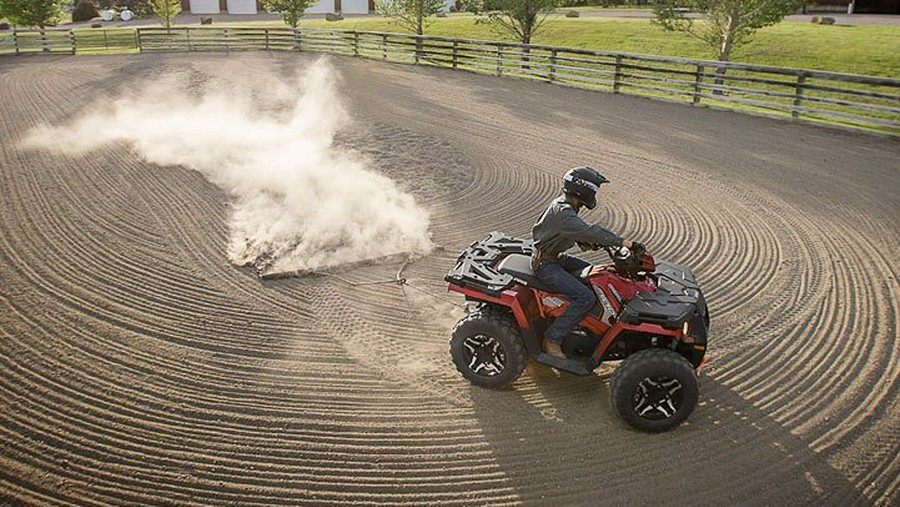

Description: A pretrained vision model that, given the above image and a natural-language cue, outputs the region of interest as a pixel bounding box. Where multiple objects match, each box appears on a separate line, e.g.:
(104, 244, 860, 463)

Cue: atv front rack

(620, 260, 710, 338)
(445, 231, 534, 296)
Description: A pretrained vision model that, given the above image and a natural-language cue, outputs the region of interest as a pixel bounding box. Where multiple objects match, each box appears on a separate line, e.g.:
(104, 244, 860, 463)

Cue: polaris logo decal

(607, 283, 623, 305)
(593, 286, 616, 323)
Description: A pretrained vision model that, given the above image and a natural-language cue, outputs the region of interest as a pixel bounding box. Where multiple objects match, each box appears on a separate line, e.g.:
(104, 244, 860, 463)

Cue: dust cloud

(24, 58, 433, 275)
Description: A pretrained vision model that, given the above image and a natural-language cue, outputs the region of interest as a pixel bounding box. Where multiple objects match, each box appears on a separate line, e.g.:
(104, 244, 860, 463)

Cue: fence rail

(2, 26, 898, 136)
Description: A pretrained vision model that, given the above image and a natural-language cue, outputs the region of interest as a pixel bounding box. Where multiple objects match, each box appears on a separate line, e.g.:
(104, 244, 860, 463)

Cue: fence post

(40, 29, 48, 53)
(415, 35, 421, 64)
(352, 31, 359, 57)
(693, 64, 704, 105)
(103, 29, 109, 51)
(13, 30, 19, 55)
(496, 44, 502, 76)
(548, 49, 557, 83)
(381, 33, 387, 60)
(265, 28, 269, 51)
(613, 55, 623, 92)
(187, 27, 192, 51)
(135, 28, 142, 52)
(295, 29, 301, 52)
(452, 40, 458, 69)
(69, 29, 76, 54)
(792, 72, 807, 120)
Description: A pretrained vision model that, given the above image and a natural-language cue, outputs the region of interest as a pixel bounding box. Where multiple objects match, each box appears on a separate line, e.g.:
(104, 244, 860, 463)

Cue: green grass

(270, 17, 900, 77)
(555, 5, 656, 11)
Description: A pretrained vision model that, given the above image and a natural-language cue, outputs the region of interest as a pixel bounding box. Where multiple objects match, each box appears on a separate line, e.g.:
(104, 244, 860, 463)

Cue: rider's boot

(542, 340, 566, 359)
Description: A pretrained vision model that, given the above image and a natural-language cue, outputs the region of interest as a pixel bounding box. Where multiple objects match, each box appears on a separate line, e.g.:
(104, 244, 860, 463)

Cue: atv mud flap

(695, 355, 708, 379)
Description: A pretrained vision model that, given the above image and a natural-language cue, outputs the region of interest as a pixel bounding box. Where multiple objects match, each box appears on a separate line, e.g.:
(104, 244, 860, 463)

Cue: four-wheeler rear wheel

(450, 307, 527, 389)
(610, 348, 700, 432)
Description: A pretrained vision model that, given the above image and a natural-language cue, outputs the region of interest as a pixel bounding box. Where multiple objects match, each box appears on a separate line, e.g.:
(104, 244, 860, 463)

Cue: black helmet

(563, 166, 608, 210)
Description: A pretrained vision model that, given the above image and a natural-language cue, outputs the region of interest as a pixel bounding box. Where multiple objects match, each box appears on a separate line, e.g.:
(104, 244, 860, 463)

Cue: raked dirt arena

(1, 52, 898, 505)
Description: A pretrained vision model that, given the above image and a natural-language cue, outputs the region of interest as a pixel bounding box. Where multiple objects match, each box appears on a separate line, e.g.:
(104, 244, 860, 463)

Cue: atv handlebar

(578, 242, 645, 259)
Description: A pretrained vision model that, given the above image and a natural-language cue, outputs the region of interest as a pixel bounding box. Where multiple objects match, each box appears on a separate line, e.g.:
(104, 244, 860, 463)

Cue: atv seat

(496, 254, 552, 292)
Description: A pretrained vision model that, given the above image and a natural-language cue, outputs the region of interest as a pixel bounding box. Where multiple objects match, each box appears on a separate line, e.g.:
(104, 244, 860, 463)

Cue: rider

(532, 167, 643, 359)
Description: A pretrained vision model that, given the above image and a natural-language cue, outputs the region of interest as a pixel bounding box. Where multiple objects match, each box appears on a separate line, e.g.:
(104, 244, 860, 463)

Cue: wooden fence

(1, 26, 898, 136)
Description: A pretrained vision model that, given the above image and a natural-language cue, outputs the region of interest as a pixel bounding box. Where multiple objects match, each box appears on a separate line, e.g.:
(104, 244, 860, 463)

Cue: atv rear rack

(444, 231, 534, 296)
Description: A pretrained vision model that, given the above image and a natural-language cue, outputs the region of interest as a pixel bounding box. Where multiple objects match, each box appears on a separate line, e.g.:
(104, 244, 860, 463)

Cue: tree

(262, 0, 317, 28)
(0, 0, 66, 27)
(464, 0, 559, 70)
(653, 0, 798, 63)
(464, 0, 560, 45)
(149, 0, 181, 30)
(375, 0, 445, 36)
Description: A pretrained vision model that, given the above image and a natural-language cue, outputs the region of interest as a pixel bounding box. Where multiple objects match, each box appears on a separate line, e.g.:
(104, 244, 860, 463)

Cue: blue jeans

(535, 254, 596, 344)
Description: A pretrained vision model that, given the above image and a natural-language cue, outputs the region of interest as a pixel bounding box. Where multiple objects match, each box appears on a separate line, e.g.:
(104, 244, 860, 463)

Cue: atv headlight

(682, 321, 690, 335)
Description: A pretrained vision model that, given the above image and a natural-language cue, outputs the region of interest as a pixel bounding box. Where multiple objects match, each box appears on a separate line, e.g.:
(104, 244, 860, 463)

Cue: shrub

(0, 0, 66, 27)
(118, 0, 151, 15)
(72, 0, 99, 21)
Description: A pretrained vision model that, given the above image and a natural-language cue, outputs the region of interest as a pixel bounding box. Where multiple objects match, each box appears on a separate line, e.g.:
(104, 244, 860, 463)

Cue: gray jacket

(532, 195, 624, 256)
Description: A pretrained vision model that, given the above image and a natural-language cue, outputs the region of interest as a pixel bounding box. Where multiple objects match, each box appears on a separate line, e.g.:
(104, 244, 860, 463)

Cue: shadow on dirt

(468, 365, 868, 505)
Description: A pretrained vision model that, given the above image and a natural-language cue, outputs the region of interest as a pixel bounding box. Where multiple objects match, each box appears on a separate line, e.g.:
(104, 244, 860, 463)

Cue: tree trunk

(713, 12, 738, 95)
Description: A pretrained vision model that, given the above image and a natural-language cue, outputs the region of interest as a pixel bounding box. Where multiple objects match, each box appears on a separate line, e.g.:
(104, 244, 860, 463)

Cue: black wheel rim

(462, 334, 507, 377)
(632, 376, 684, 420)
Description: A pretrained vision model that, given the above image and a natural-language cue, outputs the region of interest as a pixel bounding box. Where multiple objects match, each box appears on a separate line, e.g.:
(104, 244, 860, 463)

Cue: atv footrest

(534, 353, 593, 376)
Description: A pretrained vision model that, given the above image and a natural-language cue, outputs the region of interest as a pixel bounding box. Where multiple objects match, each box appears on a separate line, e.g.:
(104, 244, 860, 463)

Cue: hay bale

(200, 16, 213, 24)
(91, 22, 103, 28)
(325, 12, 343, 21)
(565, 10, 580, 18)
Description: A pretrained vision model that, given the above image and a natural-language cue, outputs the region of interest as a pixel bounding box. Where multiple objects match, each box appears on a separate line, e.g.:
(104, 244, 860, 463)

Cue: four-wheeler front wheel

(449, 307, 527, 389)
(610, 348, 700, 432)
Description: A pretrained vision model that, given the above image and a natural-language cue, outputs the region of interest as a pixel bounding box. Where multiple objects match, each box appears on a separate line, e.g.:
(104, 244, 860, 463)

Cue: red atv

(446, 232, 709, 432)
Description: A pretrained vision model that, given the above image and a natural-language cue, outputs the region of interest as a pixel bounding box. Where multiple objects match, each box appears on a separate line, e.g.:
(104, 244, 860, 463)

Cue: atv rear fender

(447, 283, 538, 329)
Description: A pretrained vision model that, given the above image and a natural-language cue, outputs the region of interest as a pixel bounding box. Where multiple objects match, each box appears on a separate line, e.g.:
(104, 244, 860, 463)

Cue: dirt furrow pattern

(1, 53, 898, 506)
